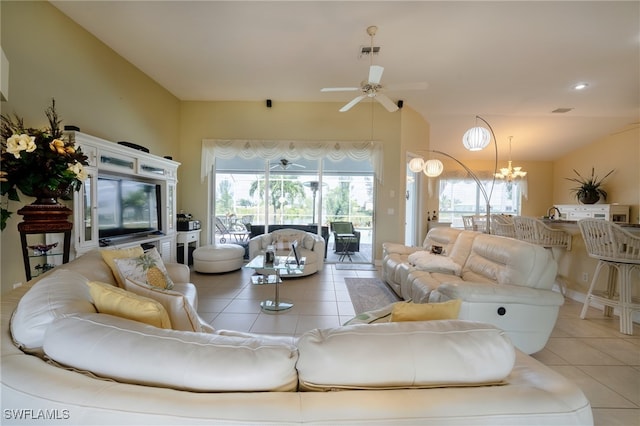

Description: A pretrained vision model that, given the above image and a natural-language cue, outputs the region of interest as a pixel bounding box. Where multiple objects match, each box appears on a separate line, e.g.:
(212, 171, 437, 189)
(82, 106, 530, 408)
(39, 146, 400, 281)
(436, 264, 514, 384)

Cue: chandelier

(495, 136, 527, 182)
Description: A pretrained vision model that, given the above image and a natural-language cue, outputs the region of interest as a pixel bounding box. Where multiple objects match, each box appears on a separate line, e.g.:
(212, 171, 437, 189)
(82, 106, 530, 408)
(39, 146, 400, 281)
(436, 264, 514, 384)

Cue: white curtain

(438, 169, 528, 199)
(201, 139, 383, 182)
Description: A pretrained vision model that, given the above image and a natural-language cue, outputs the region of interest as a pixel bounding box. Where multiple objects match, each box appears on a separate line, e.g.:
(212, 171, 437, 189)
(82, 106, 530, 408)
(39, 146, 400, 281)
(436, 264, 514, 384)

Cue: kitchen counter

(541, 218, 640, 230)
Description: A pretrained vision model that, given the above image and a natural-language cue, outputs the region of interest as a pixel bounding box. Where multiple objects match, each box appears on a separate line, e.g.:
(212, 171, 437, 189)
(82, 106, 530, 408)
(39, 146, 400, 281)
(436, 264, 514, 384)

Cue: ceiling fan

(321, 26, 427, 113)
(270, 158, 305, 170)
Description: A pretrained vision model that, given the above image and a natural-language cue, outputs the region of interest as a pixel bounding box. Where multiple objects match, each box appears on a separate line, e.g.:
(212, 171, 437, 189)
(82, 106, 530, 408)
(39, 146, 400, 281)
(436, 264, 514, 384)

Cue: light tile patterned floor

(192, 264, 639, 426)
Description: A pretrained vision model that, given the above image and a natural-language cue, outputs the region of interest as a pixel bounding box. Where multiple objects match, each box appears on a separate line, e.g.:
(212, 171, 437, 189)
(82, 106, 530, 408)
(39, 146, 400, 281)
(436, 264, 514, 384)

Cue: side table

(246, 255, 305, 312)
(176, 229, 200, 265)
(336, 233, 357, 262)
(18, 203, 72, 281)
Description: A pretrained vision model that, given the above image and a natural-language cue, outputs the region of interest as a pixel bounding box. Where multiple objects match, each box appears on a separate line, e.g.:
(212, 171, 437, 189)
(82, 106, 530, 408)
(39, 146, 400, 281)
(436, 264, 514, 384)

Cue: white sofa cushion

(10, 270, 97, 355)
(407, 251, 462, 275)
(296, 320, 515, 391)
(43, 313, 299, 392)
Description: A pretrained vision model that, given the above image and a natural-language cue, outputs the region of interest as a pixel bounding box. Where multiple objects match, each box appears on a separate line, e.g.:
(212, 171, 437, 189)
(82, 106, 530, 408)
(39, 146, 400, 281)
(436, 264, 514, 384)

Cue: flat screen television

(97, 175, 161, 239)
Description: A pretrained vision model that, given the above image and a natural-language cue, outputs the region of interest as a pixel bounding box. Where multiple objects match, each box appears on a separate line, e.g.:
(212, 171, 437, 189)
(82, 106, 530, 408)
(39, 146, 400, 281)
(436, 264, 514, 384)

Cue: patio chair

(330, 222, 361, 259)
(215, 216, 250, 243)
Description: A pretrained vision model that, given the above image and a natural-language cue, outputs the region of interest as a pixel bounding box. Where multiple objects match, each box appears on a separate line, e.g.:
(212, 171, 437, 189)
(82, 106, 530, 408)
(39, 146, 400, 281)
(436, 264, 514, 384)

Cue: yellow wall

(400, 106, 431, 241)
(550, 124, 640, 295)
(553, 124, 639, 223)
(178, 101, 409, 261)
(1, 1, 180, 292)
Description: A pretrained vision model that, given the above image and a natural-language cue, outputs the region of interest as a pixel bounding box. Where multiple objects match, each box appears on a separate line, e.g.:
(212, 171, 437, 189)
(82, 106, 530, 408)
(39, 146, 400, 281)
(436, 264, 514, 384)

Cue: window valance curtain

(439, 169, 528, 199)
(201, 139, 383, 182)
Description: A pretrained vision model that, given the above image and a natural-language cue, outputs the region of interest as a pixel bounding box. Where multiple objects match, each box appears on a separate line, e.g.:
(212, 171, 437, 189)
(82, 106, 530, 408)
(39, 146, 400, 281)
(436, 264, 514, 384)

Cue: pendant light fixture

(495, 136, 527, 182)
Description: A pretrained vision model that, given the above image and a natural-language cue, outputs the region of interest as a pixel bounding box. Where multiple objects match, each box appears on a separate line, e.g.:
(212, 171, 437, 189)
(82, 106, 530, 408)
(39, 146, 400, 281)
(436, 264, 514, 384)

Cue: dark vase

(30, 186, 72, 206)
(578, 191, 600, 204)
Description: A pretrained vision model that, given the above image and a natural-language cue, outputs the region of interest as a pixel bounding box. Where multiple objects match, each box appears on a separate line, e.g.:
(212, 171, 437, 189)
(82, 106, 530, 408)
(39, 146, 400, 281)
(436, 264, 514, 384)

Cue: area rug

(335, 263, 378, 271)
(344, 277, 400, 314)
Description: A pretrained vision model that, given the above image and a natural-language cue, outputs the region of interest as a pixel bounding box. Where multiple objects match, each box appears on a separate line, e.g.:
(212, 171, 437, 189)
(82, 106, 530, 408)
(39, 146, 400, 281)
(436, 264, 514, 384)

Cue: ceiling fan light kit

(271, 158, 305, 170)
(321, 25, 425, 113)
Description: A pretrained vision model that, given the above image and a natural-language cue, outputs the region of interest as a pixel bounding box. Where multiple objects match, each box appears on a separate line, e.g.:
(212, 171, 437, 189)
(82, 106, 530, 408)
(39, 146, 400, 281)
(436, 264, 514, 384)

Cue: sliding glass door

(212, 156, 374, 263)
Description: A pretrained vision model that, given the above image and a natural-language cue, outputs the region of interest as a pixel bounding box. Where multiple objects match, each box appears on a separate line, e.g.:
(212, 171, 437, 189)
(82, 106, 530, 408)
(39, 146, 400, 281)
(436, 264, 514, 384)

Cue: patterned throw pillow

(100, 246, 145, 287)
(113, 248, 174, 290)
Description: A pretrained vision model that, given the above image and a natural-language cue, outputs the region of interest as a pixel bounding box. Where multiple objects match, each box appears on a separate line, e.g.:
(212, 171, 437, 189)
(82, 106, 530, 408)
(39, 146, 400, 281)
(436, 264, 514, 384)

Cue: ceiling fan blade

(339, 95, 367, 112)
(321, 87, 360, 92)
(386, 82, 429, 91)
(375, 93, 399, 112)
(368, 65, 384, 84)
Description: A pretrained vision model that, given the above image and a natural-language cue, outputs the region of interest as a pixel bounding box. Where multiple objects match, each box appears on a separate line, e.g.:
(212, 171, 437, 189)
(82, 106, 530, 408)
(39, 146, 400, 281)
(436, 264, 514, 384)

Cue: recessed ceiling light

(573, 83, 589, 90)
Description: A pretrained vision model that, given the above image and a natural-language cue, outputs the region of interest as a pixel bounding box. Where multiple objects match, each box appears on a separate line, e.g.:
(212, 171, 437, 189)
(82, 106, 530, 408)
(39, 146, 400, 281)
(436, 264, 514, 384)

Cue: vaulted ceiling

(51, 1, 639, 161)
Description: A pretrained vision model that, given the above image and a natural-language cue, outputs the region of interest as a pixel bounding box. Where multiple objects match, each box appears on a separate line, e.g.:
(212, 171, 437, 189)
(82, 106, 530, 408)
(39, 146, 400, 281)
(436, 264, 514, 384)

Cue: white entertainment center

(67, 131, 180, 262)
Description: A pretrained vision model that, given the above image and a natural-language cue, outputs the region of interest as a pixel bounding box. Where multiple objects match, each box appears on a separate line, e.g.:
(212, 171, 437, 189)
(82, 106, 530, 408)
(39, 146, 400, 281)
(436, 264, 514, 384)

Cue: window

(438, 178, 522, 228)
(212, 156, 375, 263)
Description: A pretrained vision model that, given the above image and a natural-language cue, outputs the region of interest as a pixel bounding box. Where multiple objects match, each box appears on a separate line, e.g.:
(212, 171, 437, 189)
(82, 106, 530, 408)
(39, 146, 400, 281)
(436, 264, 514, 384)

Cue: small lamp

(423, 159, 444, 177)
(462, 126, 491, 151)
(409, 157, 425, 173)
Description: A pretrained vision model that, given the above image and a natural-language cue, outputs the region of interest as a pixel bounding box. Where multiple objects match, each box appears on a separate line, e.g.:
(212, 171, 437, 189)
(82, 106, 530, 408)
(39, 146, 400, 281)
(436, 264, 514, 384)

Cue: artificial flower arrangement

(0, 99, 89, 231)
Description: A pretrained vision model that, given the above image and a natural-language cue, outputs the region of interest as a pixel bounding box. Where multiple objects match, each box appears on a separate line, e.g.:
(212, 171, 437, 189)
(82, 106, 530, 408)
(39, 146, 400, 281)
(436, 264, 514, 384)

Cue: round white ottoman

(193, 244, 245, 273)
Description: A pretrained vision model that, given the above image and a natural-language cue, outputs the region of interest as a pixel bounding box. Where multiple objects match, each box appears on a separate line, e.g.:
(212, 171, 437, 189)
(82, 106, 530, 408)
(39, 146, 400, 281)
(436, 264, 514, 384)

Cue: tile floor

(192, 264, 639, 426)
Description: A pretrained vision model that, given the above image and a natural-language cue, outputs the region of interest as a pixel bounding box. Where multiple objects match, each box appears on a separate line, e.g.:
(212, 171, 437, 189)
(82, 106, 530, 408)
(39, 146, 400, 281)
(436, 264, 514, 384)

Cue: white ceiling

(51, 1, 639, 161)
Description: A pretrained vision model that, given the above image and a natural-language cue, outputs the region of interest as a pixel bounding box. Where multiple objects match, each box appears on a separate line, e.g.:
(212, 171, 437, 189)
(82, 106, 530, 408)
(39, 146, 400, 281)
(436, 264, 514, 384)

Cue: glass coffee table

(246, 255, 305, 312)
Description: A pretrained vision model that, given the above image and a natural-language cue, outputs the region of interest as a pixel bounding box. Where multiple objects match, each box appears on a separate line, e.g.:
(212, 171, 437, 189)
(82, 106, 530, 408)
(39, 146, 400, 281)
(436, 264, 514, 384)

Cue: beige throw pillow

(123, 278, 206, 333)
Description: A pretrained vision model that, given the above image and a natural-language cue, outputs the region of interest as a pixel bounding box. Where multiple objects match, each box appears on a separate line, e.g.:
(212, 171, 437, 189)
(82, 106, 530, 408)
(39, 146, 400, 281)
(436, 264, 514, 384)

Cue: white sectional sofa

(1, 248, 592, 425)
(382, 227, 565, 354)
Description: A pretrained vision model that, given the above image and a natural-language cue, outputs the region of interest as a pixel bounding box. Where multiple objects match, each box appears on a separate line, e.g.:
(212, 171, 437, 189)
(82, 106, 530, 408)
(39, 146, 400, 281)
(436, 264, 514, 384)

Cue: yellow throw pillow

(100, 246, 145, 287)
(86, 281, 172, 329)
(391, 299, 462, 322)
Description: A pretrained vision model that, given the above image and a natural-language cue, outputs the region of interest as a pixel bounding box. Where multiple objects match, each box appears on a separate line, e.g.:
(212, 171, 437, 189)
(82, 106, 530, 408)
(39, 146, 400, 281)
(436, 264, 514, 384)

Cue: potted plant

(565, 167, 615, 204)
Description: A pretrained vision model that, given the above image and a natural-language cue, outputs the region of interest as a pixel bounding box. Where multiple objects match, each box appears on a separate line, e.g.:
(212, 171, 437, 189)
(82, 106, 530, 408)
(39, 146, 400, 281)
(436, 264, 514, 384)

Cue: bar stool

(578, 219, 640, 335)
(462, 215, 475, 231)
(513, 216, 572, 295)
(490, 214, 516, 238)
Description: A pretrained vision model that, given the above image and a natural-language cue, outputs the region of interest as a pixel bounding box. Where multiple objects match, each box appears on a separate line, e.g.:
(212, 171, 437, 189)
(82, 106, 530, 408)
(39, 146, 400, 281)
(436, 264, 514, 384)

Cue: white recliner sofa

(1, 248, 593, 425)
(381, 227, 565, 354)
(248, 228, 325, 276)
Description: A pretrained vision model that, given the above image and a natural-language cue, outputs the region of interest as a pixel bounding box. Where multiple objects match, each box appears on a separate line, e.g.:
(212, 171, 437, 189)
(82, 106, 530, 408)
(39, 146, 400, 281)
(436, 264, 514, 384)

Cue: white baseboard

(561, 283, 640, 324)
